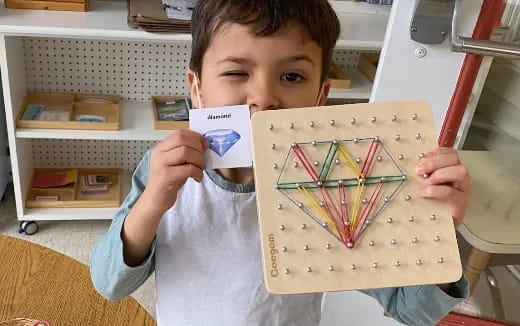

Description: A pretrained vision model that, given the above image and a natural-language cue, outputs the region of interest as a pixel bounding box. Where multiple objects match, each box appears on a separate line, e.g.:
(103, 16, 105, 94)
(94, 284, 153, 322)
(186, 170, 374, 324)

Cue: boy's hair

(190, 0, 341, 83)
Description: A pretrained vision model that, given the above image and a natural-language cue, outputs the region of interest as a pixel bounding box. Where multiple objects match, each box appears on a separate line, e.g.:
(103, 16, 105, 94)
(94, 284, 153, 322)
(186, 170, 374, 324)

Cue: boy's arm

(90, 151, 156, 301)
(360, 277, 469, 326)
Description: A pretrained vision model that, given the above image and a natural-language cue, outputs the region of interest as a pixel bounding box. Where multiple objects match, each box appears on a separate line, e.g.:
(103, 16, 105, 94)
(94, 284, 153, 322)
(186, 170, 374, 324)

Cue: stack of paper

(80, 174, 112, 195)
(127, 0, 195, 33)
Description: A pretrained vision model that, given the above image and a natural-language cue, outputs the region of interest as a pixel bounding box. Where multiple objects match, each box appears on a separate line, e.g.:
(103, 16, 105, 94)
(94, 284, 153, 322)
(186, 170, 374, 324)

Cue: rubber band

(352, 181, 384, 241)
(276, 175, 403, 189)
(349, 179, 365, 233)
(337, 145, 362, 179)
(318, 185, 349, 243)
(319, 143, 338, 181)
(338, 180, 351, 237)
(292, 144, 319, 182)
(361, 138, 380, 177)
(298, 186, 340, 236)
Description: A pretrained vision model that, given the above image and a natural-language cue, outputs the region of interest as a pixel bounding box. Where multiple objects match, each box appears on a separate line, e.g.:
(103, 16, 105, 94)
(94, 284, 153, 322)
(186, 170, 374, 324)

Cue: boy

(90, 0, 470, 325)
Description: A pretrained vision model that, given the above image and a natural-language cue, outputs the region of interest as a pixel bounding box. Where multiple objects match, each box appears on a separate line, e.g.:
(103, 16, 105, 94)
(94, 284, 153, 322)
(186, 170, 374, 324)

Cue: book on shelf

(33, 170, 77, 188)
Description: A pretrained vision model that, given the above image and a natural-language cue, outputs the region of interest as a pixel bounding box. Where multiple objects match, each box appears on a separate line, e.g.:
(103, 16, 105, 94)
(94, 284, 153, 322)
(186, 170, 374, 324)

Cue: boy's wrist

(140, 187, 177, 216)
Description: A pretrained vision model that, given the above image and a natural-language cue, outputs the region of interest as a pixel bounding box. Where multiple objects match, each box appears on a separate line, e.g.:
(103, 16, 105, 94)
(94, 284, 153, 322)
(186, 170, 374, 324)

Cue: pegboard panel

(332, 49, 361, 70)
(22, 37, 369, 102)
(332, 49, 379, 71)
(31, 139, 157, 172)
(23, 37, 192, 101)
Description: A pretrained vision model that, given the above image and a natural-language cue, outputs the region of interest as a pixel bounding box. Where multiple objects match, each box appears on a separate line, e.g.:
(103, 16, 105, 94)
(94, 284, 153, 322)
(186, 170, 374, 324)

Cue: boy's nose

(247, 79, 280, 113)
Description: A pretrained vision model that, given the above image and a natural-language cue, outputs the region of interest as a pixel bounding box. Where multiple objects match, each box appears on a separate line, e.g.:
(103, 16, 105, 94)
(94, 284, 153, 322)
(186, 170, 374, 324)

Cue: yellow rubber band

(349, 180, 365, 233)
(337, 146, 362, 180)
(298, 186, 340, 236)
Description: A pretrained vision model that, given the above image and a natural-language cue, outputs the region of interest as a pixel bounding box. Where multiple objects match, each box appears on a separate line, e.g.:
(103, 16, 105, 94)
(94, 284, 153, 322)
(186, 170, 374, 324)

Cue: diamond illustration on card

(190, 105, 251, 168)
(204, 129, 241, 157)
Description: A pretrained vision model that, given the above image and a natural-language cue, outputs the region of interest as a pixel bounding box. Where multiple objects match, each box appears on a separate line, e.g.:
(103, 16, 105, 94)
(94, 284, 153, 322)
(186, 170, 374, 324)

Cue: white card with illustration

(189, 105, 252, 169)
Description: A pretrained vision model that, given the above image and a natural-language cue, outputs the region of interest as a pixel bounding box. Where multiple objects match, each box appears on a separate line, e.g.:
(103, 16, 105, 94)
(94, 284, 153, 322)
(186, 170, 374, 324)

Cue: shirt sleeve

(89, 150, 157, 301)
(359, 276, 469, 326)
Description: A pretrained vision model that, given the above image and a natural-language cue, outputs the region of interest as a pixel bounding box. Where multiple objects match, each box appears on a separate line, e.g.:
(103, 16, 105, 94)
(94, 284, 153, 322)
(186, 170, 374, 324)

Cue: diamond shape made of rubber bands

(276, 138, 406, 248)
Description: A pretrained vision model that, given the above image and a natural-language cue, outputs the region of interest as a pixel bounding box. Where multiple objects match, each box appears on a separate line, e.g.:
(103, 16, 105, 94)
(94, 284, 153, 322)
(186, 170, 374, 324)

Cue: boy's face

(188, 22, 330, 113)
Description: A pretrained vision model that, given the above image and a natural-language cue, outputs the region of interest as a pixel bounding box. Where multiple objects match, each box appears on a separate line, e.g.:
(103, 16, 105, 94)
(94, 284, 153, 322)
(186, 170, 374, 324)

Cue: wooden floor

(0, 234, 155, 325)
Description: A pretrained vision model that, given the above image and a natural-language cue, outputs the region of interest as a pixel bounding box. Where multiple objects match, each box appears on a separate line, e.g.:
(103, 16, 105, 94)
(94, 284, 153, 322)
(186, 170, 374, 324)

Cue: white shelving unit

(0, 0, 390, 49)
(0, 0, 390, 222)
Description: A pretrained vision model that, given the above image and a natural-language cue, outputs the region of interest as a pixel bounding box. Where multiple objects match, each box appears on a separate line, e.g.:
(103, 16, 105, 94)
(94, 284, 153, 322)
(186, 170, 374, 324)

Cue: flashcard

(189, 105, 252, 169)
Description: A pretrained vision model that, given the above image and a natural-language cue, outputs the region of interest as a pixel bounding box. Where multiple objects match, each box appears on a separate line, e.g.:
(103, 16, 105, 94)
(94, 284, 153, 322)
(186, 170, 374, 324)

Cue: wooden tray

(16, 91, 119, 130)
(151, 96, 190, 130)
(26, 168, 121, 208)
(358, 53, 380, 81)
(328, 64, 351, 89)
(5, 0, 88, 11)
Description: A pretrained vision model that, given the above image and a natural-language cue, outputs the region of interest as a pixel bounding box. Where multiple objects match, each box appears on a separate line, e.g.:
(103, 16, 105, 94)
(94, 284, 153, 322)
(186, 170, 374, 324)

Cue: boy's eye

(223, 71, 248, 77)
(281, 72, 304, 82)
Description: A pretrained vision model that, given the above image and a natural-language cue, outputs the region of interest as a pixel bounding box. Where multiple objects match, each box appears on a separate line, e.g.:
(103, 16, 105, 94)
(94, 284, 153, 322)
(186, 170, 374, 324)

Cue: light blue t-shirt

(90, 150, 468, 326)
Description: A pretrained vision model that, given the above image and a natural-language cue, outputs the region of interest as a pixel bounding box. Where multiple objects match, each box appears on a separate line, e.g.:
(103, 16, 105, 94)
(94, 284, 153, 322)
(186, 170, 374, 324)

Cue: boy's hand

(145, 129, 209, 213)
(415, 147, 470, 229)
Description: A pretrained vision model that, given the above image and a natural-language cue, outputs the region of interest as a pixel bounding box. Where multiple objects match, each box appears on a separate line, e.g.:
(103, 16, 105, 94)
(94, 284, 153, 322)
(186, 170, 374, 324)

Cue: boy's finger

(157, 130, 206, 153)
(162, 146, 206, 170)
(425, 165, 469, 190)
(416, 153, 460, 175)
(167, 164, 204, 183)
(424, 147, 457, 158)
(417, 184, 456, 200)
(416, 185, 467, 218)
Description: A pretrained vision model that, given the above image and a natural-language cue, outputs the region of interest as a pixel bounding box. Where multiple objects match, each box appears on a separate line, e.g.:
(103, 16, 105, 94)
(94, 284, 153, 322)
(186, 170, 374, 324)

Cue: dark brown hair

(190, 0, 341, 83)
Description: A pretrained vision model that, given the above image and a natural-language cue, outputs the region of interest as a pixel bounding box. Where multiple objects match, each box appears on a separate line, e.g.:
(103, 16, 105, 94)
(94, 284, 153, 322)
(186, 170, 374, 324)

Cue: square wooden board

(251, 101, 462, 294)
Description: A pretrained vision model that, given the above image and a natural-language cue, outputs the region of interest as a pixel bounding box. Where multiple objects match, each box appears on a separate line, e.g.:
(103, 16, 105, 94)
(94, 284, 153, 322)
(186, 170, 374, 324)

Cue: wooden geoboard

(251, 101, 462, 294)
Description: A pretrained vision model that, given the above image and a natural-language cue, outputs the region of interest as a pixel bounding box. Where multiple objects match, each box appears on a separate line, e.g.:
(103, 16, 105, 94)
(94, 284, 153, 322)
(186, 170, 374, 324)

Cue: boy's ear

(318, 79, 331, 106)
(187, 69, 201, 109)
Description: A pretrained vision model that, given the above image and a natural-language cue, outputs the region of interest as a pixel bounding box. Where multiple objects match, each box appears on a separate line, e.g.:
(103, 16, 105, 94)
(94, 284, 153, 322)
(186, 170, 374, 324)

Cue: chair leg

(464, 247, 491, 295)
(484, 268, 505, 320)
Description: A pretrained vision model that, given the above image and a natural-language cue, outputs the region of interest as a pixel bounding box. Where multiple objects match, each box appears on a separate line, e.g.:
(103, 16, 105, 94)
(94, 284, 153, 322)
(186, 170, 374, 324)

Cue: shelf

(23, 205, 119, 220)
(16, 100, 181, 140)
(332, 3, 391, 50)
(0, 0, 390, 50)
(15, 69, 371, 140)
(22, 170, 131, 220)
(329, 68, 373, 100)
